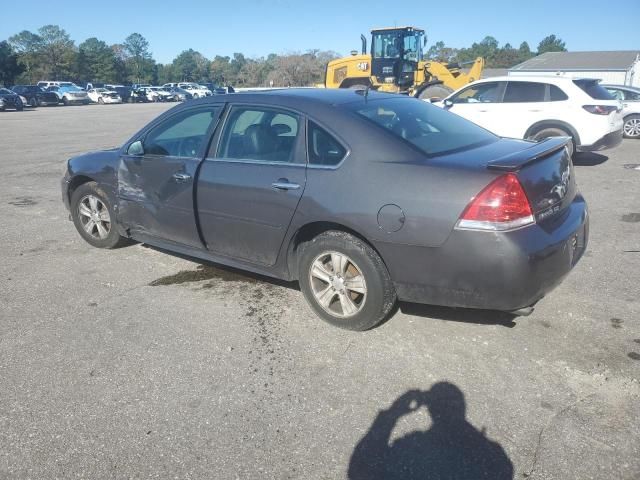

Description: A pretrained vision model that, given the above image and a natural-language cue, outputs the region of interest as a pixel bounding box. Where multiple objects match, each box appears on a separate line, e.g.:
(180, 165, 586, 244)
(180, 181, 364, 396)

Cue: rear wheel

(528, 127, 575, 157)
(62, 96, 69, 106)
(298, 231, 397, 331)
(417, 84, 453, 101)
(623, 114, 640, 139)
(70, 182, 130, 249)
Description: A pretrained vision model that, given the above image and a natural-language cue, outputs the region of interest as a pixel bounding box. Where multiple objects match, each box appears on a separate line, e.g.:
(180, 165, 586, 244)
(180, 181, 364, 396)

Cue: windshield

(372, 30, 423, 61)
(349, 97, 498, 157)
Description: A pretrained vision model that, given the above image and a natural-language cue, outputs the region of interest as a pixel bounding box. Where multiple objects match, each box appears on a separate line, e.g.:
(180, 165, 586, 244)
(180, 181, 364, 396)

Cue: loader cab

(371, 27, 424, 88)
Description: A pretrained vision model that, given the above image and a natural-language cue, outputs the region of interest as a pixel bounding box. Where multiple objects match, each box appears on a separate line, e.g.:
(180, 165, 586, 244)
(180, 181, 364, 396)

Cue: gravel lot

(1, 103, 639, 479)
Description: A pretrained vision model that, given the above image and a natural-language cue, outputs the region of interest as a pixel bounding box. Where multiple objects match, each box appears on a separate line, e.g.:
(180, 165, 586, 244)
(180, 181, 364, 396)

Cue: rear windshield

(573, 79, 614, 100)
(348, 97, 497, 157)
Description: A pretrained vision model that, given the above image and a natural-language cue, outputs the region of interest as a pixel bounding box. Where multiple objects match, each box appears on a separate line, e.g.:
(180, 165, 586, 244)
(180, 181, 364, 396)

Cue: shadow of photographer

(348, 383, 514, 479)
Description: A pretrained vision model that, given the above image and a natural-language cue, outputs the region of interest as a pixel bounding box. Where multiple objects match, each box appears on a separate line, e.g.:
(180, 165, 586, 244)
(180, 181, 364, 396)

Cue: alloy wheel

(77, 195, 111, 240)
(624, 118, 640, 138)
(309, 251, 367, 318)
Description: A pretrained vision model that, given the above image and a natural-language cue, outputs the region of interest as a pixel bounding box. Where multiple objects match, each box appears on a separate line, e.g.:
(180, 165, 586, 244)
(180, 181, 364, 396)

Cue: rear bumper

(378, 194, 589, 311)
(577, 129, 623, 152)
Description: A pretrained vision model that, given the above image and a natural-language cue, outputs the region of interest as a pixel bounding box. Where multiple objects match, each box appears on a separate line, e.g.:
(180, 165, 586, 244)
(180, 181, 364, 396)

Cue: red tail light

(456, 173, 535, 231)
(582, 105, 618, 115)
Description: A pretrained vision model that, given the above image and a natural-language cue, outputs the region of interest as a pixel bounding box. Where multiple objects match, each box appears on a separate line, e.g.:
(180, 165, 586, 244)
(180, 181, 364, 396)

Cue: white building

(509, 51, 640, 87)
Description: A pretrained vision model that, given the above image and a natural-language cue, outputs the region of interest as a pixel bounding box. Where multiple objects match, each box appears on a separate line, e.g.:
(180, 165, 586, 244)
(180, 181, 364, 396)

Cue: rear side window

(573, 80, 614, 100)
(308, 122, 346, 166)
(351, 97, 497, 157)
(503, 82, 546, 103)
(550, 85, 569, 101)
(623, 89, 640, 101)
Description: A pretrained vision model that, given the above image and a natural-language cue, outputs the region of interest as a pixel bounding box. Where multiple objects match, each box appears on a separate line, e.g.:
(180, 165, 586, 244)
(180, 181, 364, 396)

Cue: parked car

(47, 85, 90, 105)
(129, 88, 152, 103)
(37, 81, 78, 90)
(435, 76, 623, 157)
(61, 89, 589, 330)
(149, 86, 176, 102)
(11, 85, 60, 107)
(177, 82, 211, 98)
(200, 82, 231, 95)
(162, 82, 178, 89)
(168, 87, 193, 101)
(105, 85, 133, 104)
(0, 88, 24, 111)
(134, 87, 160, 102)
(602, 84, 640, 139)
(87, 88, 122, 104)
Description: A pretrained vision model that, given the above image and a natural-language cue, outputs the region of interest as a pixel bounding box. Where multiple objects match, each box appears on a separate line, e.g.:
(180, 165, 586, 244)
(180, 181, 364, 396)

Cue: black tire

(98, 97, 104, 104)
(29, 97, 38, 107)
(528, 127, 575, 157)
(298, 230, 397, 331)
(62, 96, 69, 106)
(70, 182, 130, 249)
(623, 114, 640, 139)
(16, 105, 24, 111)
(417, 84, 453, 101)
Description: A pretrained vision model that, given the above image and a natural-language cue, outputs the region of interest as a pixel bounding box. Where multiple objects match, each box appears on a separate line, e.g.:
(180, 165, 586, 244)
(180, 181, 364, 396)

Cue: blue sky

(2, 0, 638, 63)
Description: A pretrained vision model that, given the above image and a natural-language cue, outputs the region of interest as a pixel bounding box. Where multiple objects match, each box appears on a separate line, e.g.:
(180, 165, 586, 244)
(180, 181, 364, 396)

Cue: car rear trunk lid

(488, 137, 576, 221)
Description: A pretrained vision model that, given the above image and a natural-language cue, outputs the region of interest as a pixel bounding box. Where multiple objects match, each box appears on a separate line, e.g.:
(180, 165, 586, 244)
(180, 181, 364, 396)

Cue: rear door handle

(173, 172, 191, 183)
(272, 179, 300, 191)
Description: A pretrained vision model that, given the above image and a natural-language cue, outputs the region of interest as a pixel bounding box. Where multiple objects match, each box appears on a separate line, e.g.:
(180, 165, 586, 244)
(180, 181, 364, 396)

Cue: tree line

(0, 25, 567, 88)
(427, 34, 567, 68)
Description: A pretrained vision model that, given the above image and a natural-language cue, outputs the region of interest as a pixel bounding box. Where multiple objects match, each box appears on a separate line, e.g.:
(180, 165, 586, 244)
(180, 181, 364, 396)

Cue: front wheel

(298, 231, 397, 331)
(70, 182, 130, 249)
(417, 84, 453, 101)
(623, 114, 640, 139)
(98, 97, 104, 104)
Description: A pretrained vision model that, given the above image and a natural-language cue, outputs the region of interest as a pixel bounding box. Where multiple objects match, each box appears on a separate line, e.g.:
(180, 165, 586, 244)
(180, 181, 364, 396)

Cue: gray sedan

(61, 89, 588, 330)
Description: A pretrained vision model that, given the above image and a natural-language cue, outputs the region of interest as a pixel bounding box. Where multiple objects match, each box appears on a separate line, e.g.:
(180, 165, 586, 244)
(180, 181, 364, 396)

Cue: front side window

(217, 107, 300, 163)
(503, 82, 546, 103)
(308, 122, 347, 166)
(451, 82, 502, 104)
(143, 107, 220, 157)
(622, 89, 640, 101)
(351, 97, 497, 157)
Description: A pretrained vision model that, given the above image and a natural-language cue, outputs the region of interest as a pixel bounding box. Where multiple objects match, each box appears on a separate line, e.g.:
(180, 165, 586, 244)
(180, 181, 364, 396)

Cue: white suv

(602, 84, 640, 139)
(177, 82, 211, 98)
(436, 76, 623, 156)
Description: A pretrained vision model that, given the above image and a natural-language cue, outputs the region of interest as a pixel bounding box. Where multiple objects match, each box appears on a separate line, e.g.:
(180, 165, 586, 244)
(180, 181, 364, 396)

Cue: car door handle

(172, 172, 191, 183)
(272, 180, 300, 191)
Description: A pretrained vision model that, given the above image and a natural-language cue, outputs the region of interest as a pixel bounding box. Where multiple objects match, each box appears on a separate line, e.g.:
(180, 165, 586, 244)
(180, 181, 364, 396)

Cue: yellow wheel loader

(325, 27, 484, 100)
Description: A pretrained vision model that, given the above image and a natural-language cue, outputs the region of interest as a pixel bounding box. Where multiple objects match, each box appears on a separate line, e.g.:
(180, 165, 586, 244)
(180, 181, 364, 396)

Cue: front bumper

(378, 194, 589, 311)
(101, 97, 122, 104)
(577, 129, 623, 152)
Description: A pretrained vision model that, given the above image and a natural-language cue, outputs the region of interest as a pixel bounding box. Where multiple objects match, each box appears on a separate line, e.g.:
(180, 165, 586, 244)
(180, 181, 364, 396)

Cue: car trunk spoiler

(486, 137, 571, 171)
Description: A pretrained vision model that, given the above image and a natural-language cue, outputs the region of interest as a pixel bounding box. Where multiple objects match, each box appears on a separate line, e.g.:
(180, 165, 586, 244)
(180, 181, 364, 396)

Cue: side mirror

(444, 99, 454, 108)
(127, 140, 144, 156)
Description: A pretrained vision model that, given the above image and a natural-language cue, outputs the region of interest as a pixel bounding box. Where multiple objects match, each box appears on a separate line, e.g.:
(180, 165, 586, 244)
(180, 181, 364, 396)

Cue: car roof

(471, 75, 601, 84)
(210, 87, 401, 106)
